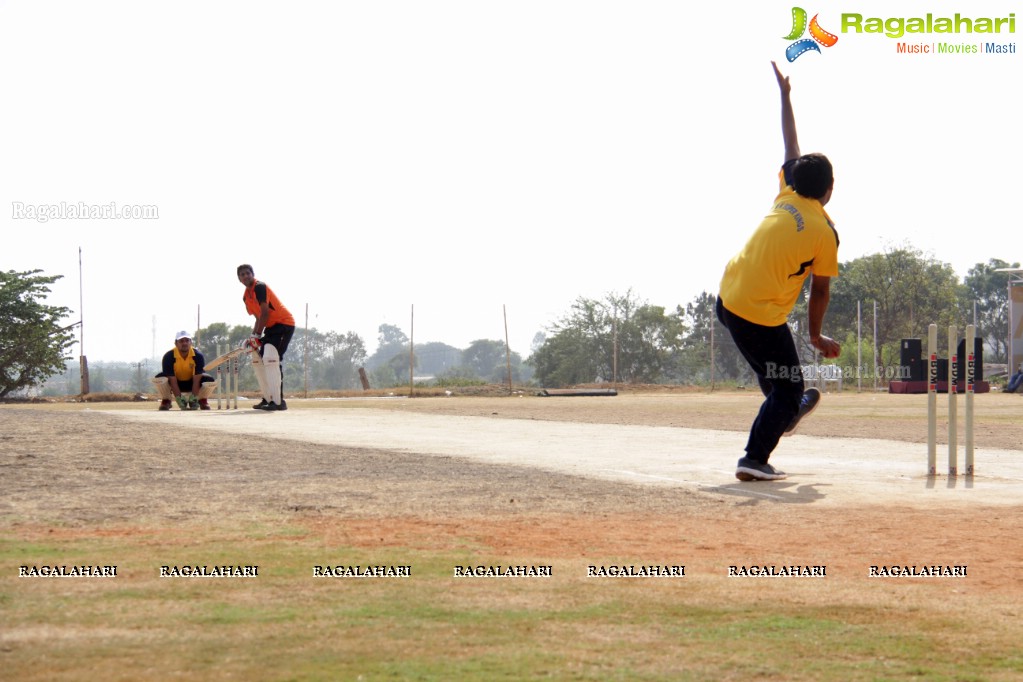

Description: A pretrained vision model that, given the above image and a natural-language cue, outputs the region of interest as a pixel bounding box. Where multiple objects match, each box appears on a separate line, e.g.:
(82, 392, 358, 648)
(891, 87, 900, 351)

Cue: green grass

(4, 521, 1023, 681)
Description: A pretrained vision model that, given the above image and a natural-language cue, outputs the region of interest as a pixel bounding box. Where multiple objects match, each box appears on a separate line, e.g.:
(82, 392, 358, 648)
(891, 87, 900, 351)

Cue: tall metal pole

(78, 247, 84, 353)
(216, 343, 223, 410)
(78, 247, 89, 395)
(503, 305, 512, 394)
(873, 301, 878, 392)
(612, 316, 618, 388)
(409, 304, 415, 396)
(1010, 280, 1015, 372)
(709, 308, 715, 391)
(857, 300, 862, 393)
(304, 303, 309, 398)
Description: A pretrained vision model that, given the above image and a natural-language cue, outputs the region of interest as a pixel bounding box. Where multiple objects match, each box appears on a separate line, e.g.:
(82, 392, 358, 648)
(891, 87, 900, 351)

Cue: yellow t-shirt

(719, 175, 839, 327)
(172, 347, 197, 383)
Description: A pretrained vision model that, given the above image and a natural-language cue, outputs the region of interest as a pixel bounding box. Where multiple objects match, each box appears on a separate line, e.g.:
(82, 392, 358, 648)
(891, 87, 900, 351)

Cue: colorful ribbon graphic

(784, 7, 838, 61)
(808, 14, 838, 47)
(785, 39, 821, 62)
(783, 7, 808, 41)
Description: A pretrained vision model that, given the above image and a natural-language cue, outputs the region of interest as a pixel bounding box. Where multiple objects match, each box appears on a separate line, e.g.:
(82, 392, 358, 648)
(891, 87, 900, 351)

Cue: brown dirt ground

(3, 390, 1022, 606)
(341, 387, 1023, 450)
(3, 388, 1023, 682)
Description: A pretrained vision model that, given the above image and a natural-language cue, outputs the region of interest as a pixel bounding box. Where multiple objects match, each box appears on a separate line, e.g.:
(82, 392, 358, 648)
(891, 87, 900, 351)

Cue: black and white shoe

(784, 387, 821, 436)
(735, 457, 788, 481)
(252, 399, 269, 410)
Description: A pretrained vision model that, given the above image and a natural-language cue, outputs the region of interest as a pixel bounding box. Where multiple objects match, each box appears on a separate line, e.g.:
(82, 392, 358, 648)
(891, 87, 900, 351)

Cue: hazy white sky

(2, 1, 1019, 362)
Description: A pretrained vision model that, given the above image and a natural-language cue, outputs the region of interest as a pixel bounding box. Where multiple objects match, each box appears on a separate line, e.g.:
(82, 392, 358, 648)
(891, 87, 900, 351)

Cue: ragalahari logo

(784, 7, 838, 61)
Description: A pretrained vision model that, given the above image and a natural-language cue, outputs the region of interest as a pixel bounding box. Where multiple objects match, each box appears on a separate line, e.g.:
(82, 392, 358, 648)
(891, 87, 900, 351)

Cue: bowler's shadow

(699, 479, 829, 505)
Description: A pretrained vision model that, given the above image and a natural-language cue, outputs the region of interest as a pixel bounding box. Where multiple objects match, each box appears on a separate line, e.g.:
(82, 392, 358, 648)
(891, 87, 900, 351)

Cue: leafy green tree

(361, 324, 417, 387)
(446, 339, 527, 383)
(676, 292, 750, 384)
(365, 324, 409, 370)
(193, 323, 366, 393)
(317, 331, 368, 390)
(414, 341, 461, 377)
(0, 270, 77, 397)
(375, 352, 416, 388)
(193, 323, 251, 357)
(799, 245, 963, 373)
(194, 322, 230, 355)
(370, 363, 400, 389)
(191, 322, 262, 393)
(462, 339, 507, 381)
(616, 302, 686, 383)
(529, 326, 596, 387)
(280, 328, 317, 392)
(963, 258, 1019, 363)
(530, 332, 546, 355)
(530, 291, 686, 387)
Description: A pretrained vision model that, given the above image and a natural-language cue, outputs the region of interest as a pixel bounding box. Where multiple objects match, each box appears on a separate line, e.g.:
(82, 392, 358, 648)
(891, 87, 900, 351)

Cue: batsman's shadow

(699, 480, 829, 505)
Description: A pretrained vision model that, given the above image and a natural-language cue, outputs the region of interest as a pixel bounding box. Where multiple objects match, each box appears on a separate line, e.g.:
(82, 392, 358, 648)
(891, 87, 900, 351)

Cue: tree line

(3, 249, 1019, 396)
(31, 322, 531, 396)
(530, 250, 1018, 387)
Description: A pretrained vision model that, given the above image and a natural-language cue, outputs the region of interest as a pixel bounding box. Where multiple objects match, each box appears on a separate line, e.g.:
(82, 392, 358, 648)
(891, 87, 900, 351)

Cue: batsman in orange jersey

(237, 263, 296, 411)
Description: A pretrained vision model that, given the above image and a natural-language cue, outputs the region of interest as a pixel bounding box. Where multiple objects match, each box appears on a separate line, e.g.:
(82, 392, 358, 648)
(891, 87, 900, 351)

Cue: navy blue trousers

(716, 296, 804, 463)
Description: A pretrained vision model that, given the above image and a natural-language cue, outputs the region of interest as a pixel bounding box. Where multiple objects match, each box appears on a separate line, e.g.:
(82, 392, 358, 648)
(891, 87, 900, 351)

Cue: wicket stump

(927, 323, 975, 477)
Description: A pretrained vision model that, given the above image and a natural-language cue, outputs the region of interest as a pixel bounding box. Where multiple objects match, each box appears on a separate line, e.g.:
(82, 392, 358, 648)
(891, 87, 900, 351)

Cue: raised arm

(772, 61, 800, 162)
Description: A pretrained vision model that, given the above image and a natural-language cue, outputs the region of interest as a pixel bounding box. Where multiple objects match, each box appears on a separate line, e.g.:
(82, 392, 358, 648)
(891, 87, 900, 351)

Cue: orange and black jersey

(243, 281, 295, 328)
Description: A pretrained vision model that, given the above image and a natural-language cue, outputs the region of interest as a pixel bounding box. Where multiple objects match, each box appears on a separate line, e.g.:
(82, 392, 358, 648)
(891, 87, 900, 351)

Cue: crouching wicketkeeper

(152, 330, 217, 411)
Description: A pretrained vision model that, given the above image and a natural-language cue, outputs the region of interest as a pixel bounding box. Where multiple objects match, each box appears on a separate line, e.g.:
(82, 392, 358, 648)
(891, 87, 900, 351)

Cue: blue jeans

(716, 297, 804, 463)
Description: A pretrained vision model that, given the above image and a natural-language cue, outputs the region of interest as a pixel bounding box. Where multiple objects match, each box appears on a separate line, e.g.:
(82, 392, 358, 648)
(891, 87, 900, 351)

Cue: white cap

(175, 330, 192, 341)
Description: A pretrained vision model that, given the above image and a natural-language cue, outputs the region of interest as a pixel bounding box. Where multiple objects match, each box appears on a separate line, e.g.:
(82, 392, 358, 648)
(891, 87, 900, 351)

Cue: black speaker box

(901, 338, 924, 381)
(900, 338, 922, 365)
(906, 356, 925, 382)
